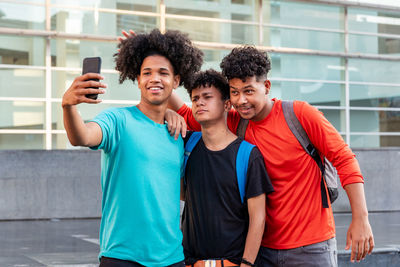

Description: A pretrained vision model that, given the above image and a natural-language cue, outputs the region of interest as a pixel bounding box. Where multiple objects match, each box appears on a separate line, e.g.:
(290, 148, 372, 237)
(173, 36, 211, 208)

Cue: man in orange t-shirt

(169, 46, 374, 267)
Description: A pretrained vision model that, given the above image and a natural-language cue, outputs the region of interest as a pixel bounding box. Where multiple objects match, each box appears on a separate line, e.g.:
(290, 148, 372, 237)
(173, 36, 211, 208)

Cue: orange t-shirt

(177, 98, 364, 249)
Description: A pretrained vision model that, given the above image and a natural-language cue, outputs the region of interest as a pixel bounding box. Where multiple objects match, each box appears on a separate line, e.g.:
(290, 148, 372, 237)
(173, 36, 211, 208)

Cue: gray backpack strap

(281, 100, 330, 208)
(282, 101, 316, 157)
(237, 118, 249, 139)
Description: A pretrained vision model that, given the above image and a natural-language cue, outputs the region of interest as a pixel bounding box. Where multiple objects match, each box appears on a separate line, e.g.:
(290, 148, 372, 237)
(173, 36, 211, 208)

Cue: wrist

(241, 258, 255, 267)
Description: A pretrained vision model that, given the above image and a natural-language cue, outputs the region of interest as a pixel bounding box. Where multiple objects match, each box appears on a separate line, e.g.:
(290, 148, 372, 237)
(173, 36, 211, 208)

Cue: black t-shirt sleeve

(245, 146, 274, 200)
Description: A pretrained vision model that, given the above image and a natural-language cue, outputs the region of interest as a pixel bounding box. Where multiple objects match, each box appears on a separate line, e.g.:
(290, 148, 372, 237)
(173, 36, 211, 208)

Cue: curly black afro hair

(186, 69, 229, 100)
(220, 46, 271, 81)
(115, 29, 203, 88)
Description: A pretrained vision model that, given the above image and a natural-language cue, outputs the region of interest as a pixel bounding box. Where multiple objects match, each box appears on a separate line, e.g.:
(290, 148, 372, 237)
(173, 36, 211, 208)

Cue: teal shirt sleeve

(90, 108, 125, 153)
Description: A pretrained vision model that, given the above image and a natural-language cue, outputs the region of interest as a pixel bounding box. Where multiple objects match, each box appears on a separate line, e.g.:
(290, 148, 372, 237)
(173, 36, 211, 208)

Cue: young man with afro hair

(62, 29, 203, 266)
(170, 46, 374, 266)
(180, 69, 274, 267)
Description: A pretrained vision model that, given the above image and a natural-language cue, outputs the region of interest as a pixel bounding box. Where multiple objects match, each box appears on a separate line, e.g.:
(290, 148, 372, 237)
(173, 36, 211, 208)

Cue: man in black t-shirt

(180, 70, 274, 267)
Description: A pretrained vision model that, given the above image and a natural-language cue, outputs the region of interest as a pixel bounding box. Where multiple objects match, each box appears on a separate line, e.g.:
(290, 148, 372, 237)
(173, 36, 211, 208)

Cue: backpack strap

(183, 132, 202, 185)
(236, 140, 255, 204)
(281, 100, 329, 208)
(237, 118, 249, 139)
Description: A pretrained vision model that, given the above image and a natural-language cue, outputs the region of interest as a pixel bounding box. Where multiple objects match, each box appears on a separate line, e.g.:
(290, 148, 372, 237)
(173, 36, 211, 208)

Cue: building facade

(0, 0, 399, 149)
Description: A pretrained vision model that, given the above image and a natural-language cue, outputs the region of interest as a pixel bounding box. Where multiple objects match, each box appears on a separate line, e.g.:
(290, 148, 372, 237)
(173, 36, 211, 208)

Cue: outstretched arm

(241, 194, 266, 267)
(62, 73, 106, 147)
(344, 183, 374, 263)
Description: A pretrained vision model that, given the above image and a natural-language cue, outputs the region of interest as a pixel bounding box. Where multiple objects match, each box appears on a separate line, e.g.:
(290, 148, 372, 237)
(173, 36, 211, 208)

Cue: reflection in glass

(166, 19, 257, 44)
(0, 2, 45, 30)
(0, 101, 45, 129)
(271, 54, 344, 81)
(52, 70, 140, 100)
(349, 34, 400, 55)
(51, 8, 157, 36)
(351, 134, 400, 148)
(270, 81, 344, 106)
(264, 28, 344, 52)
(266, 0, 343, 30)
(0, 36, 45, 66)
(351, 110, 400, 133)
(349, 8, 400, 36)
(52, 102, 133, 130)
(166, 0, 257, 21)
(349, 59, 400, 84)
(51, 39, 118, 69)
(319, 109, 344, 133)
(202, 49, 231, 71)
(0, 134, 44, 149)
(350, 85, 400, 108)
(52, 1, 156, 12)
(0, 69, 45, 98)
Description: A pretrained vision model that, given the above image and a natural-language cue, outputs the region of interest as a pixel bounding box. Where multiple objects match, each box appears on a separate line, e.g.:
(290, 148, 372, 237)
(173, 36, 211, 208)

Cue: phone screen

(82, 57, 102, 100)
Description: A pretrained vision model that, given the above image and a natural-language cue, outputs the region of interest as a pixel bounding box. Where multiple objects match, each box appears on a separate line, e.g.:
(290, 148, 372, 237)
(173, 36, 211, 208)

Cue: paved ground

(0, 212, 399, 266)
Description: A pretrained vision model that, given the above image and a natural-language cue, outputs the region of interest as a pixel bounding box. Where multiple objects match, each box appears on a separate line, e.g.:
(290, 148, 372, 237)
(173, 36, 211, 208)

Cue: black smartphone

(82, 57, 102, 100)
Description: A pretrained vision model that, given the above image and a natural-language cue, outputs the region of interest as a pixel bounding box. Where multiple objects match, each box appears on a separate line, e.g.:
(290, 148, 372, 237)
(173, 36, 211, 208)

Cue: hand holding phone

(82, 57, 102, 100)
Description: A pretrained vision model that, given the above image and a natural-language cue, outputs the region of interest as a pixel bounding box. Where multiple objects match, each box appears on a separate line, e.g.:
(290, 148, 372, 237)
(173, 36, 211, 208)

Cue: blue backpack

(183, 132, 255, 204)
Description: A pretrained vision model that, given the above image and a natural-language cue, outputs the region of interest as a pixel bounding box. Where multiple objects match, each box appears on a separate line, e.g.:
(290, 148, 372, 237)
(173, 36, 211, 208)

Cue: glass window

(350, 110, 400, 133)
(349, 34, 400, 55)
(0, 101, 45, 129)
(166, 19, 258, 44)
(51, 1, 156, 12)
(319, 109, 345, 133)
(271, 54, 345, 82)
(51, 39, 118, 69)
(350, 134, 380, 148)
(351, 134, 400, 148)
(0, 36, 45, 66)
(265, 1, 343, 30)
(52, 102, 134, 130)
(349, 8, 400, 36)
(0, 134, 44, 149)
(350, 85, 400, 108)
(50, 8, 157, 36)
(166, 0, 257, 21)
(270, 81, 344, 107)
(201, 49, 231, 71)
(52, 70, 140, 100)
(0, 2, 45, 30)
(264, 28, 344, 52)
(0, 68, 45, 98)
(349, 59, 400, 84)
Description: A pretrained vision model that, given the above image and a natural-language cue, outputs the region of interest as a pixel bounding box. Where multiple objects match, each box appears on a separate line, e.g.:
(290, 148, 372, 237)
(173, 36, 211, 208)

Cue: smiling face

(191, 85, 230, 125)
(229, 76, 271, 121)
(137, 55, 180, 106)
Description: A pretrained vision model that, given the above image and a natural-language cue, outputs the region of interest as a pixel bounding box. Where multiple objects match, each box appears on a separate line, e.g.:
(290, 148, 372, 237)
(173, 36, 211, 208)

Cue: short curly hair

(186, 69, 230, 101)
(220, 46, 271, 81)
(115, 29, 203, 88)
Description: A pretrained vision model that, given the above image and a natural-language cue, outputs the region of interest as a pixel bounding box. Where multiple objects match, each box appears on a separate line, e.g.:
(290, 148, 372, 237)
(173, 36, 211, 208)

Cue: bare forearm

(241, 214, 265, 265)
(344, 183, 368, 219)
(63, 105, 94, 147)
(168, 91, 185, 111)
(241, 194, 266, 266)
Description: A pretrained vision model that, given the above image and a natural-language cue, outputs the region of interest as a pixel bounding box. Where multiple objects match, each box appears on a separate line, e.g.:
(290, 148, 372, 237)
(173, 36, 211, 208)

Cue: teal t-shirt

(91, 106, 184, 266)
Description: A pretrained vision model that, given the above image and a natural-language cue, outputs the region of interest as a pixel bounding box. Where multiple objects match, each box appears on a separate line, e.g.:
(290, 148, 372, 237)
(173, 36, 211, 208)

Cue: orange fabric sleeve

(176, 104, 201, 131)
(294, 101, 364, 188)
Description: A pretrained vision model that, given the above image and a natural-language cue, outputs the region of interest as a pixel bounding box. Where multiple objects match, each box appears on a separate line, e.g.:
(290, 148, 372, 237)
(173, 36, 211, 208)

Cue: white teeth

(149, 87, 162, 91)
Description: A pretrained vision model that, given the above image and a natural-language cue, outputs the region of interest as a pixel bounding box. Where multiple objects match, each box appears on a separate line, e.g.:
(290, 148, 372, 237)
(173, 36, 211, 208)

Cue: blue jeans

(256, 237, 338, 267)
(99, 257, 185, 267)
